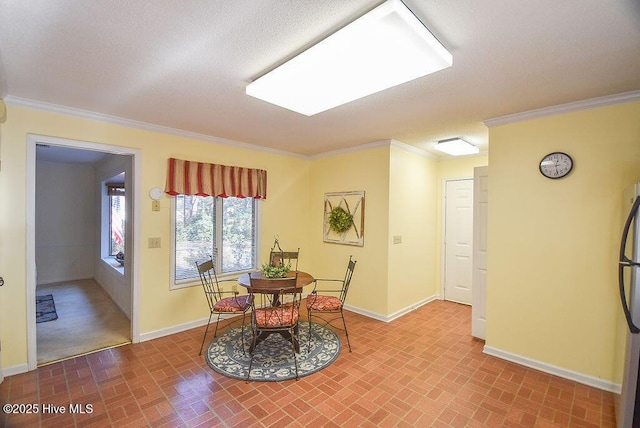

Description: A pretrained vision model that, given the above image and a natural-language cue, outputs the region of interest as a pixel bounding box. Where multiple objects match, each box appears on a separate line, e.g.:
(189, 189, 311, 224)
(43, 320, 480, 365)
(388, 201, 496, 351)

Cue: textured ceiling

(1, 0, 639, 157)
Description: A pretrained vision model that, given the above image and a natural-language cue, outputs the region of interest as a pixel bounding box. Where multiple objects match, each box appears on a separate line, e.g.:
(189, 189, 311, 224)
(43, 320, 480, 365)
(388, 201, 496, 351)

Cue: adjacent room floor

(2, 300, 614, 427)
(36, 279, 131, 365)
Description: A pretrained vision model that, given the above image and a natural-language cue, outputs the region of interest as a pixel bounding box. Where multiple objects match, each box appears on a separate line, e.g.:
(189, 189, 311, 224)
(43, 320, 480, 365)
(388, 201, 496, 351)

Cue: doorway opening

(27, 135, 140, 370)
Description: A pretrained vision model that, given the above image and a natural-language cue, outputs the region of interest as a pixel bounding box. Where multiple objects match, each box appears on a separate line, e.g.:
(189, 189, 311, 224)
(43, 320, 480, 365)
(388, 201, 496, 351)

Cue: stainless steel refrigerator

(616, 182, 640, 427)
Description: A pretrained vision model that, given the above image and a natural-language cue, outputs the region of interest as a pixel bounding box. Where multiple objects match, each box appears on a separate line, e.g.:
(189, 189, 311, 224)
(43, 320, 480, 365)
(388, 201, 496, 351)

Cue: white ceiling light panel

(434, 138, 479, 156)
(246, 0, 453, 116)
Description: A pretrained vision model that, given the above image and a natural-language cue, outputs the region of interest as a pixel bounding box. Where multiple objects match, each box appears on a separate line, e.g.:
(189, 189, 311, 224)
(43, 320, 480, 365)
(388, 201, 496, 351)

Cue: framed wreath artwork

(323, 191, 365, 246)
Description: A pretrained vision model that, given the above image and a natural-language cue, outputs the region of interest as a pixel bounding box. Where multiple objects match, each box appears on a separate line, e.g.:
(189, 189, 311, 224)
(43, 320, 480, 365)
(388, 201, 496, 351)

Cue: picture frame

(323, 191, 365, 246)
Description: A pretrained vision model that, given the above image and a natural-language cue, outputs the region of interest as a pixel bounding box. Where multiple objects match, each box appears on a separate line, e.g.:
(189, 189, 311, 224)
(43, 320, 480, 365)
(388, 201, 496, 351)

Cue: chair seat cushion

(307, 295, 342, 311)
(254, 305, 299, 327)
(214, 295, 251, 312)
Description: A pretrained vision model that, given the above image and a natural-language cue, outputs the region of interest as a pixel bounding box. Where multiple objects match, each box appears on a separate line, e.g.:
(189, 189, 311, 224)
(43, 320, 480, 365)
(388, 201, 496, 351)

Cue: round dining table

(237, 271, 314, 353)
(237, 270, 314, 290)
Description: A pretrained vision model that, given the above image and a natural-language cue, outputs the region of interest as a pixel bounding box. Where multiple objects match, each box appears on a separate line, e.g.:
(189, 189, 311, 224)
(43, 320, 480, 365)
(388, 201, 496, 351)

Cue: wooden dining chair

(246, 274, 302, 381)
(307, 256, 357, 352)
(196, 256, 251, 355)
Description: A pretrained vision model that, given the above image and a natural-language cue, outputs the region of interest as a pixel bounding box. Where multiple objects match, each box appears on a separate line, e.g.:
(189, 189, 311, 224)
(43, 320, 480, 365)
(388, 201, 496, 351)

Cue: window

(107, 183, 125, 256)
(172, 195, 258, 286)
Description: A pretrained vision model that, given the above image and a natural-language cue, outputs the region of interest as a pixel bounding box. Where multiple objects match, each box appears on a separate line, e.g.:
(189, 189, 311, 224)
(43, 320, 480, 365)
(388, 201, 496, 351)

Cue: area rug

(206, 322, 340, 381)
(36, 294, 58, 323)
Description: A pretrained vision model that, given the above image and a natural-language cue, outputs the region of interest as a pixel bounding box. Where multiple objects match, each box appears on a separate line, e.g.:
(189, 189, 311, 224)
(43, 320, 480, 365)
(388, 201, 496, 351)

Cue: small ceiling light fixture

(434, 138, 479, 156)
(246, 0, 453, 116)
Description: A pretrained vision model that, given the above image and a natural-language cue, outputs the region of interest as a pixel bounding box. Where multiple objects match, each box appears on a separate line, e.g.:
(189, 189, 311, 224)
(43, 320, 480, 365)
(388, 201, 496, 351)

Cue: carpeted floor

(36, 279, 131, 365)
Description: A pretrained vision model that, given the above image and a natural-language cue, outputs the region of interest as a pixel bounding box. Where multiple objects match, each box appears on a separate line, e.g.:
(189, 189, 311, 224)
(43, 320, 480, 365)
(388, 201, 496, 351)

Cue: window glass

(220, 197, 256, 273)
(110, 193, 125, 256)
(173, 195, 257, 284)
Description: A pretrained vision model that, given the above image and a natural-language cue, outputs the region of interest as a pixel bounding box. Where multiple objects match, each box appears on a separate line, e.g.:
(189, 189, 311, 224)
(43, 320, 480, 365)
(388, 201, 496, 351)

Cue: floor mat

(36, 294, 58, 323)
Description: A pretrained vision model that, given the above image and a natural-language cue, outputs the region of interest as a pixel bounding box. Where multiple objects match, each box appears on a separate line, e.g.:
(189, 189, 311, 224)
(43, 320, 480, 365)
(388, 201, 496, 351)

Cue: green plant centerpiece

(328, 206, 353, 234)
(261, 262, 291, 278)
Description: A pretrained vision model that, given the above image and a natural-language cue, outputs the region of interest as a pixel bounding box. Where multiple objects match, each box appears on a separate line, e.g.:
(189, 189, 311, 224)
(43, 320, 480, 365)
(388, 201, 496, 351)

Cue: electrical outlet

(148, 237, 161, 248)
(393, 235, 402, 244)
(152, 200, 160, 211)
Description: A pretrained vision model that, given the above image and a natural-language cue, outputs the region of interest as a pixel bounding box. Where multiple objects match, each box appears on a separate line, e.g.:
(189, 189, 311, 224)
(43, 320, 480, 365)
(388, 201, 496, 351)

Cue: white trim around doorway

(26, 134, 141, 371)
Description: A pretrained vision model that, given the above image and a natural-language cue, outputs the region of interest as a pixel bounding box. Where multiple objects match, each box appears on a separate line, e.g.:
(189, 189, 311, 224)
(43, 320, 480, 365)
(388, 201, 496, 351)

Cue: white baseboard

(0, 295, 441, 378)
(36, 276, 93, 287)
(139, 295, 440, 343)
(1, 320, 213, 379)
(3, 363, 30, 378)
(483, 345, 621, 394)
(138, 314, 238, 342)
(344, 294, 438, 323)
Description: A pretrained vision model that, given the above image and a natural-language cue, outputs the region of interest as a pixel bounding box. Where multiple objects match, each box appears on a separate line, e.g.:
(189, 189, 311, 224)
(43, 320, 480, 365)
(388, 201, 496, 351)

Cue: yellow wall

(388, 144, 439, 314)
(487, 101, 640, 382)
(0, 107, 427, 369)
(0, 101, 489, 371)
(3, 97, 638, 387)
(0, 106, 311, 368)
(308, 145, 390, 315)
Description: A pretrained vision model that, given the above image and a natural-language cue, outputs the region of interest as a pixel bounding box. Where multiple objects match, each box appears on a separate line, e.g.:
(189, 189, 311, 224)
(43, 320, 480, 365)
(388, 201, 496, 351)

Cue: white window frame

(170, 195, 261, 290)
(100, 175, 125, 275)
(108, 189, 125, 256)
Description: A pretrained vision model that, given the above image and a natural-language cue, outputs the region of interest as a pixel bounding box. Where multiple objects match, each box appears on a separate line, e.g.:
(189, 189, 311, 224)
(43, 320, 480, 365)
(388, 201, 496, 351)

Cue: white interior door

(472, 166, 488, 339)
(444, 179, 474, 304)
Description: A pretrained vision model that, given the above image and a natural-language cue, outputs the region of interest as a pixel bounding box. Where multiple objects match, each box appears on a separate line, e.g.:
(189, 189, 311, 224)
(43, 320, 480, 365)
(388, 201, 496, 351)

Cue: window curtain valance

(164, 158, 267, 199)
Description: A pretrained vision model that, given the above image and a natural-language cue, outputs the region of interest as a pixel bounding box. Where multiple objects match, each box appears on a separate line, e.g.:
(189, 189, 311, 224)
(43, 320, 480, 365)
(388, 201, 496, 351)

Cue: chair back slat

(253, 289, 300, 327)
(269, 249, 300, 272)
(248, 274, 301, 329)
(194, 251, 252, 356)
(307, 255, 356, 353)
(195, 254, 223, 309)
(339, 256, 357, 303)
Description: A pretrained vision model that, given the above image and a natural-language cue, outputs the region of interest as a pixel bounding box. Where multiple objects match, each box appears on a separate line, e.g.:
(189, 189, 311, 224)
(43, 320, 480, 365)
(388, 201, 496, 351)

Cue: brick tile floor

(0, 300, 615, 427)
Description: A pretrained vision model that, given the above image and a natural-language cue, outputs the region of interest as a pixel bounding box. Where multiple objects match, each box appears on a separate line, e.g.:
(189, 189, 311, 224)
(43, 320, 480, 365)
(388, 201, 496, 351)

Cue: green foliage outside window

(174, 195, 256, 282)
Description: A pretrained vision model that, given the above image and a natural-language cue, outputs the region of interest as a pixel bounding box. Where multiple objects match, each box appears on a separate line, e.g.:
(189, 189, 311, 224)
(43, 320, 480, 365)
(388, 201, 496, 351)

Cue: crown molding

(6, 95, 489, 161)
(483, 90, 640, 128)
(307, 139, 392, 160)
(309, 138, 437, 160)
(4, 95, 308, 159)
(390, 139, 437, 159)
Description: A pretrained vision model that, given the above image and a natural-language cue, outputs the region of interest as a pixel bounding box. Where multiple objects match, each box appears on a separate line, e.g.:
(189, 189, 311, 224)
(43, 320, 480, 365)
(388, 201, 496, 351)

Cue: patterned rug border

(205, 322, 341, 382)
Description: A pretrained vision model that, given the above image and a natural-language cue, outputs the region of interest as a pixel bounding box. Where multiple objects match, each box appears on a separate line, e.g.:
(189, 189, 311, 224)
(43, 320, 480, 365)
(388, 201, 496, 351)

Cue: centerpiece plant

(261, 262, 291, 278)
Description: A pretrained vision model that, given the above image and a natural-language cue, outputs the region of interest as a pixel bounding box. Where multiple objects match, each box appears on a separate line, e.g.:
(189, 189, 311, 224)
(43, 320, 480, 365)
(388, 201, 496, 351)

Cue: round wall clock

(539, 152, 573, 179)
